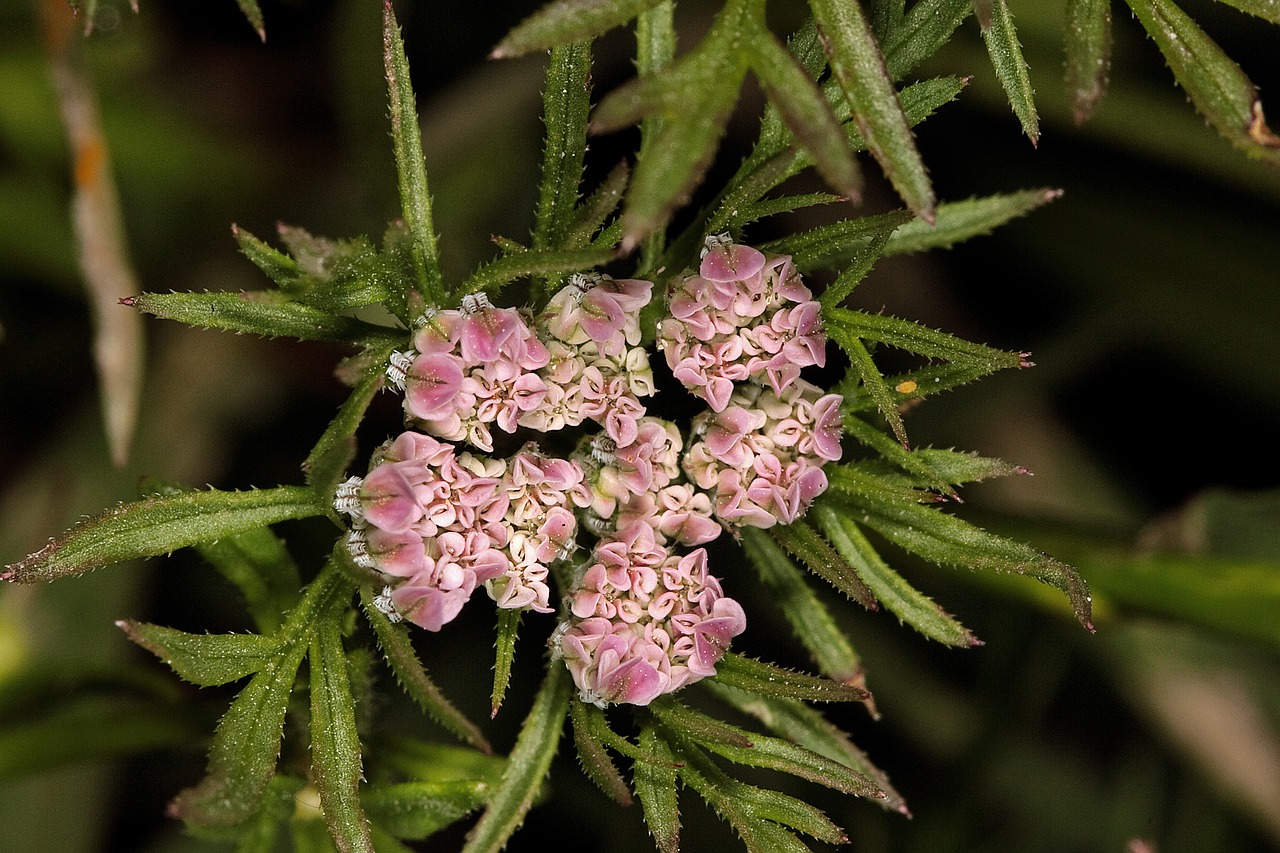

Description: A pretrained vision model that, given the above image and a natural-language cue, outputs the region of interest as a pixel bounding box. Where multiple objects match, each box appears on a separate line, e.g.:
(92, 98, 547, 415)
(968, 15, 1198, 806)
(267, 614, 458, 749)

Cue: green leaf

(273, 229, 393, 313)
(233, 224, 302, 291)
(1210, 0, 1280, 24)
(570, 698, 633, 805)
(492, 0, 667, 58)
(884, 188, 1062, 255)
(565, 160, 630, 249)
(634, 724, 681, 853)
(383, 2, 446, 305)
(376, 738, 507, 787)
(825, 307, 1027, 373)
(359, 587, 491, 753)
(362, 781, 490, 840)
(825, 466, 1094, 630)
(3, 485, 324, 584)
(761, 209, 912, 273)
(880, 0, 972, 80)
(170, 567, 344, 827)
(462, 665, 572, 853)
(810, 0, 936, 221)
(125, 291, 401, 345)
(235, 0, 266, 41)
(703, 683, 909, 813)
(1124, 0, 1280, 160)
(309, 604, 373, 853)
(713, 653, 871, 704)
(813, 501, 979, 647)
(459, 246, 616, 296)
(745, 18, 861, 200)
(817, 229, 892, 308)
(304, 367, 388, 513)
(769, 519, 879, 611)
(651, 701, 884, 799)
(118, 622, 282, 687)
(977, 0, 1039, 143)
(739, 527, 863, 683)
(1064, 0, 1113, 123)
(721, 192, 843, 232)
(531, 41, 593, 303)
(827, 325, 909, 446)
(234, 775, 304, 853)
(491, 608, 521, 718)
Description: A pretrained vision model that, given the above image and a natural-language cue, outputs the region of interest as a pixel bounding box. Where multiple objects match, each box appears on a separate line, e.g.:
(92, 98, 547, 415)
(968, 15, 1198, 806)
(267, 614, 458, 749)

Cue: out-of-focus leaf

(814, 502, 979, 647)
(492, 0, 666, 58)
(740, 527, 863, 682)
(810, 0, 936, 221)
(384, 2, 446, 304)
(235, 775, 303, 853)
(118, 622, 280, 687)
(746, 18, 861, 200)
(2, 486, 323, 584)
(1065, 0, 1113, 122)
(362, 781, 490, 840)
(126, 291, 401, 345)
(634, 724, 680, 853)
(461, 666, 571, 853)
(376, 738, 507, 787)
(880, 0, 972, 80)
(770, 519, 878, 611)
(359, 587, 491, 753)
(1124, 0, 1280, 160)
(714, 653, 871, 703)
(459, 246, 616, 295)
(491, 609, 521, 718)
(826, 467, 1094, 630)
(570, 698, 633, 805)
(235, 0, 267, 41)
(977, 0, 1039, 143)
(170, 568, 344, 827)
(309, 608, 373, 853)
(884, 188, 1062, 254)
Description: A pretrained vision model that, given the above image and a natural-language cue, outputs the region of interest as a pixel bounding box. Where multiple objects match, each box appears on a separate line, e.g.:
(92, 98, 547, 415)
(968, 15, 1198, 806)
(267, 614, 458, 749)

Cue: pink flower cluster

(658, 237, 827, 412)
(336, 432, 590, 630)
(683, 381, 844, 529)
(557, 524, 746, 706)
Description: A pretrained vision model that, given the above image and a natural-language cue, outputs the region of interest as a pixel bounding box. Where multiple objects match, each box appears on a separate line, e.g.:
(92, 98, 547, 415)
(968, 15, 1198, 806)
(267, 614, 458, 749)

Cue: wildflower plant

(11, 0, 1279, 850)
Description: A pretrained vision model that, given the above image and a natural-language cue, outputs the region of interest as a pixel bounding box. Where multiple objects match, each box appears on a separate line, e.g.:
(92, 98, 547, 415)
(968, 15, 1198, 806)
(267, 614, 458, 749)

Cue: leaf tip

(119, 296, 136, 307)
(1248, 99, 1280, 148)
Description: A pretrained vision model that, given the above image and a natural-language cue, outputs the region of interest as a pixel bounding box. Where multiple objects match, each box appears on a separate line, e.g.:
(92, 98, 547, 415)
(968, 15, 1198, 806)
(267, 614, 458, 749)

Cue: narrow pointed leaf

(826, 467, 1094, 629)
(651, 701, 883, 798)
(462, 666, 571, 853)
(814, 502, 979, 646)
(978, 0, 1039, 142)
(125, 292, 400, 345)
(304, 367, 388, 511)
(235, 0, 266, 41)
(724, 192, 843, 231)
(740, 527, 863, 682)
(493, 0, 666, 58)
(310, 601, 373, 853)
(827, 324, 909, 447)
(714, 653, 870, 703)
(361, 781, 490, 839)
(359, 587, 491, 753)
(566, 161, 629, 248)
(233, 224, 301, 290)
(1124, 0, 1280, 159)
(817, 230, 892, 308)
(491, 608, 521, 718)
(769, 519, 878, 610)
(884, 188, 1061, 255)
(881, 0, 972, 80)
(634, 725, 681, 853)
(1209, 0, 1280, 24)
(1065, 0, 1114, 123)
(533, 42, 592, 260)
(570, 698, 633, 804)
(170, 568, 344, 826)
(459, 246, 616, 295)
(762, 209, 912, 273)
(704, 683, 909, 813)
(839, 415, 954, 496)
(118, 621, 282, 687)
(3, 485, 323, 584)
(826, 307, 1026, 371)
(747, 20, 861, 199)
(810, 0, 936, 221)
(384, 2, 445, 304)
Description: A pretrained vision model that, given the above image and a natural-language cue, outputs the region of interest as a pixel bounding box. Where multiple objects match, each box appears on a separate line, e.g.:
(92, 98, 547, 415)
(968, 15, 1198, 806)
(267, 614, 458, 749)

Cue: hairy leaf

(493, 0, 667, 58)
(884, 188, 1061, 255)
(714, 653, 871, 703)
(459, 246, 617, 295)
(1210, 0, 1280, 23)
(491, 608, 521, 718)
(118, 622, 282, 687)
(1065, 0, 1114, 122)
(634, 725, 681, 853)
(570, 698, 633, 805)
(3, 486, 324, 584)
(978, 0, 1039, 143)
(362, 781, 490, 840)
(762, 209, 912, 273)
(826, 324, 909, 446)
(881, 0, 972, 80)
(770, 520, 878, 610)
(304, 367, 388, 513)
(125, 292, 400, 345)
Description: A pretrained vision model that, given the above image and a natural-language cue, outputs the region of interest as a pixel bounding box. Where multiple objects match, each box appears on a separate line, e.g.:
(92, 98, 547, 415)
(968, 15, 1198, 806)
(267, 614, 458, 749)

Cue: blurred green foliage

(1, 0, 1278, 851)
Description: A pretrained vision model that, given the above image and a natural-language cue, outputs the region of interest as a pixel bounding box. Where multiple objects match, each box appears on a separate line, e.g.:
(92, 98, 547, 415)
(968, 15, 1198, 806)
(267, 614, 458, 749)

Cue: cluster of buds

(335, 432, 591, 630)
(556, 525, 746, 706)
(337, 238, 844, 705)
(658, 237, 827, 412)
